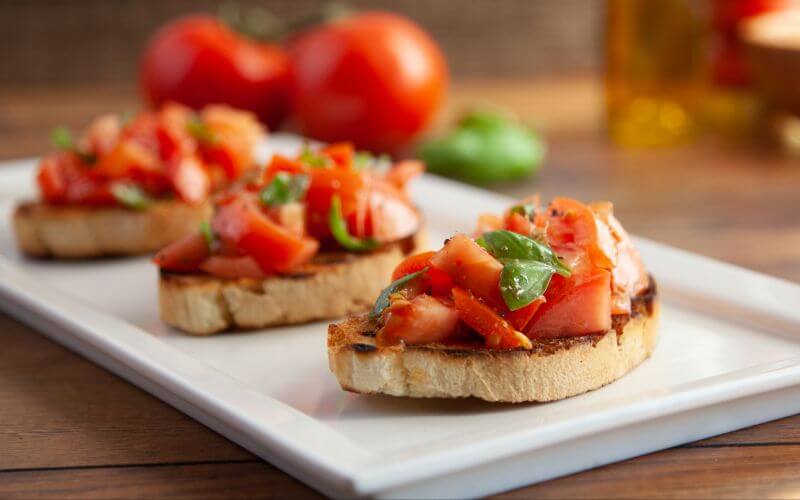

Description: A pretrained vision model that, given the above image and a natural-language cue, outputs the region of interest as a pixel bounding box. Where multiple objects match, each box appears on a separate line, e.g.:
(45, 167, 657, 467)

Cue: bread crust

(327, 285, 660, 403)
(12, 200, 211, 259)
(158, 231, 426, 335)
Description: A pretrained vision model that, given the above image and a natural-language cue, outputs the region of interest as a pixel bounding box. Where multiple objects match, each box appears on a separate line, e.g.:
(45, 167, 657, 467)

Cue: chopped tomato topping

(429, 234, 504, 307)
(385, 160, 424, 189)
(392, 251, 454, 296)
(154, 232, 210, 272)
(36, 103, 260, 207)
(547, 197, 616, 270)
(212, 196, 318, 273)
(505, 212, 534, 237)
(475, 213, 503, 235)
(392, 251, 436, 280)
(380, 295, 460, 345)
(452, 287, 532, 349)
(503, 296, 545, 332)
(155, 143, 421, 279)
(321, 143, 354, 167)
(526, 268, 612, 338)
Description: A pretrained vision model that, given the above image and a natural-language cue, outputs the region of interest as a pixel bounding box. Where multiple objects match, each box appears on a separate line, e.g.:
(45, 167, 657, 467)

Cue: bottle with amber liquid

(605, 0, 709, 147)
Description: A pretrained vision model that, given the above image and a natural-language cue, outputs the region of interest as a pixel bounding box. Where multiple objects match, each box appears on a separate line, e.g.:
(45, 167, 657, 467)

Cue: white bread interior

(13, 200, 211, 259)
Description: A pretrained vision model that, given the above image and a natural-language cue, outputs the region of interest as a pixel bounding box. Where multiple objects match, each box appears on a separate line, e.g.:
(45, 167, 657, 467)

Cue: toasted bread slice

(158, 231, 426, 335)
(328, 285, 659, 403)
(13, 200, 211, 259)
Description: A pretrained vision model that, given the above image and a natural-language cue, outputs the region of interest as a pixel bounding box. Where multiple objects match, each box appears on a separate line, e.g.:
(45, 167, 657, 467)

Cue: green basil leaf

(298, 145, 330, 168)
(509, 203, 535, 219)
(329, 195, 379, 251)
(500, 260, 554, 311)
(51, 127, 75, 150)
(260, 172, 310, 206)
(199, 221, 215, 250)
(51, 126, 97, 165)
(110, 183, 153, 210)
(186, 117, 217, 144)
(354, 151, 392, 170)
(370, 268, 428, 318)
(481, 230, 570, 277)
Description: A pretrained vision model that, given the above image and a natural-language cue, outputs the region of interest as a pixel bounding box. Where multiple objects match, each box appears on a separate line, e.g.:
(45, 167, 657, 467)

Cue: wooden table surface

(2, 78, 800, 499)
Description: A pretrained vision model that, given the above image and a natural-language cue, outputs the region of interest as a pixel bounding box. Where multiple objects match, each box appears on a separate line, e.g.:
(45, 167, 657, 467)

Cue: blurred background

(2, 0, 800, 279)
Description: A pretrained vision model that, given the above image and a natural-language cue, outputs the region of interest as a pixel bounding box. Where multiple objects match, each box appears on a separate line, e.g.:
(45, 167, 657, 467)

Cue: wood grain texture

(0, 0, 600, 84)
(1, 77, 800, 498)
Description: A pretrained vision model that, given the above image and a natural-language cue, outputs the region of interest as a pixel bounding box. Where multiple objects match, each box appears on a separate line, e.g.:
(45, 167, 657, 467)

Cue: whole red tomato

(140, 15, 289, 129)
(287, 12, 448, 153)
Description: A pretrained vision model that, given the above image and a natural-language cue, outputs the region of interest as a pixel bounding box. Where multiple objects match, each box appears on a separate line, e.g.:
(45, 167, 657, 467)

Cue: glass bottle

(605, 0, 709, 147)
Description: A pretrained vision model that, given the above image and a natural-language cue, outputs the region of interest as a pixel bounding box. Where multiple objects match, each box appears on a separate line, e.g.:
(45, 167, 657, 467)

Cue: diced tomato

(80, 114, 121, 157)
(200, 255, 268, 279)
(96, 140, 159, 178)
(505, 212, 534, 237)
(168, 156, 209, 203)
(154, 232, 210, 272)
(322, 142, 354, 168)
(37, 153, 71, 203)
(385, 160, 424, 189)
(392, 251, 436, 280)
(304, 166, 365, 239)
(503, 296, 545, 332)
(200, 144, 240, 179)
(380, 294, 460, 345)
(392, 251, 454, 296)
(212, 196, 318, 273)
(265, 202, 306, 237)
(452, 287, 532, 349)
(547, 197, 616, 270)
(475, 213, 503, 235)
(526, 268, 612, 338)
(64, 173, 115, 205)
(429, 234, 504, 307)
(364, 183, 420, 242)
(262, 154, 308, 182)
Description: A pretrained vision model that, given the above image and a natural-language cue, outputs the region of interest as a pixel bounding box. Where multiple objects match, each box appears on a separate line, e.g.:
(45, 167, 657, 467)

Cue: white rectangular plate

(2, 134, 800, 498)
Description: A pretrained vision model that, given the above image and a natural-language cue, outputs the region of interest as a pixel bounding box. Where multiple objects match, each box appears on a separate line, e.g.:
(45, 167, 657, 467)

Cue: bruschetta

(13, 103, 263, 258)
(328, 196, 659, 403)
(155, 143, 426, 335)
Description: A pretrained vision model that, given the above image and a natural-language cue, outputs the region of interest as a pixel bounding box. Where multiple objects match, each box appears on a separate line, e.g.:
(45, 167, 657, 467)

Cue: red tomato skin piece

(153, 232, 210, 272)
(392, 251, 455, 296)
(526, 269, 612, 338)
(212, 197, 318, 273)
(169, 156, 210, 204)
(503, 296, 545, 332)
(451, 287, 531, 350)
(380, 295, 460, 345)
(428, 234, 504, 307)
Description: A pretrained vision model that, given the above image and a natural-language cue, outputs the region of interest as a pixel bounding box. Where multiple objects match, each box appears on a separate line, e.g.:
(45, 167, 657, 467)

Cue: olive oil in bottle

(605, 0, 708, 147)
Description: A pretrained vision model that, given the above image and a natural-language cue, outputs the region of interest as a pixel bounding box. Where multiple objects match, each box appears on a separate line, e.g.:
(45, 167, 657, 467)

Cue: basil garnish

(298, 145, 330, 168)
(328, 195, 379, 251)
(199, 221, 216, 250)
(509, 203, 536, 219)
(479, 230, 571, 311)
(353, 151, 391, 170)
(51, 127, 97, 165)
(186, 117, 217, 144)
(260, 172, 310, 206)
(370, 268, 428, 318)
(110, 183, 153, 210)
